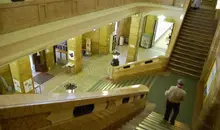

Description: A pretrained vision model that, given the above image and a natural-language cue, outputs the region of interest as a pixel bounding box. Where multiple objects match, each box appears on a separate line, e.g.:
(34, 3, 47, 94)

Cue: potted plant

(64, 83, 77, 93)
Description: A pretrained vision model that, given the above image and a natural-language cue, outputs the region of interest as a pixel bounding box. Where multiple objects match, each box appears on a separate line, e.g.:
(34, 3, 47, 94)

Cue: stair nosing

(175, 46, 208, 56)
(170, 58, 203, 69)
(172, 54, 204, 65)
(176, 42, 209, 53)
(173, 50, 206, 60)
(169, 62, 201, 74)
(177, 39, 210, 48)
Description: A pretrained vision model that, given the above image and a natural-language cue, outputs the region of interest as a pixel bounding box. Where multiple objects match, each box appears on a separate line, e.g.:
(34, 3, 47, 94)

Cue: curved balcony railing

(0, 0, 187, 34)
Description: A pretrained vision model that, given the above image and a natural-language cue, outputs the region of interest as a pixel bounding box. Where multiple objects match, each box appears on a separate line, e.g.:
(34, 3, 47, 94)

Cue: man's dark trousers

(164, 100, 180, 125)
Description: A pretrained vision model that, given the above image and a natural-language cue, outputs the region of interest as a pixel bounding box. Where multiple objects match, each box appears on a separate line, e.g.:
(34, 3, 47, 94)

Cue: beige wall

(82, 30, 100, 54)
(45, 47, 55, 70)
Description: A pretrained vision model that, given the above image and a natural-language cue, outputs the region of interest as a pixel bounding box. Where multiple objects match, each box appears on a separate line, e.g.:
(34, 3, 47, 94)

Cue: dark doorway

(33, 50, 48, 72)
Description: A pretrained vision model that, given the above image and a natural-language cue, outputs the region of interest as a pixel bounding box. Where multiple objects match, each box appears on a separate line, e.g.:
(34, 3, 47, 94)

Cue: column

(67, 35, 82, 73)
(99, 25, 112, 54)
(9, 56, 35, 94)
(118, 17, 131, 38)
(45, 47, 55, 71)
(144, 15, 157, 41)
(126, 14, 142, 62)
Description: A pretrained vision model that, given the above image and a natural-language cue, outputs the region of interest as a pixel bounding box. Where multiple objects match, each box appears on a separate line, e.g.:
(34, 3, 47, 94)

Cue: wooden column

(126, 14, 142, 62)
(99, 25, 112, 54)
(9, 56, 35, 94)
(67, 35, 82, 73)
(45, 47, 55, 71)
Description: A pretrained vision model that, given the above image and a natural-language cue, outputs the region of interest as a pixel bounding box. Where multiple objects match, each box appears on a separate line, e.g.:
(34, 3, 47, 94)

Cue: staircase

(168, 8, 217, 78)
(87, 75, 156, 92)
(119, 108, 190, 130)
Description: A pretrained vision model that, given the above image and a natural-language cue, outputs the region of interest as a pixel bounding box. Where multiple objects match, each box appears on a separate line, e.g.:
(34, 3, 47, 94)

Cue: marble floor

(39, 32, 168, 94)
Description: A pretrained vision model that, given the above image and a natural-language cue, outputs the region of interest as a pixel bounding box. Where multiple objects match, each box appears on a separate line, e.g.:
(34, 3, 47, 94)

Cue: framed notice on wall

(23, 78, 33, 93)
(68, 50, 75, 61)
(204, 61, 217, 101)
(140, 34, 152, 49)
(13, 79, 21, 93)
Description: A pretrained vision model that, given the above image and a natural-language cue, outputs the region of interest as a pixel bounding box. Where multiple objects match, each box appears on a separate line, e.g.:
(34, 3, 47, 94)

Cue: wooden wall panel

(123, 0, 134, 4)
(47, 0, 72, 22)
(1, 5, 40, 33)
(114, 0, 123, 6)
(97, 0, 113, 10)
(77, 0, 96, 14)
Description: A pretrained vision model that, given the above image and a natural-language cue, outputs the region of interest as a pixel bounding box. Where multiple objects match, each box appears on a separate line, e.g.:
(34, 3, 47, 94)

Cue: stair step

(173, 50, 205, 62)
(187, 10, 215, 17)
(183, 21, 217, 29)
(170, 58, 203, 70)
(184, 16, 216, 25)
(176, 42, 209, 53)
(168, 66, 200, 78)
(186, 13, 214, 20)
(187, 7, 215, 15)
(182, 22, 216, 32)
(171, 54, 204, 66)
(177, 38, 210, 48)
(101, 80, 112, 90)
(141, 119, 170, 130)
(149, 113, 190, 130)
(175, 46, 208, 56)
(169, 62, 201, 76)
(180, 28, 214, 38)
(91, 80, 106, 91)
(179, 32, 213, 42)
(178, 35, 211, 45)
(181, 25, 215, 34)
(142, 118, 172, 130)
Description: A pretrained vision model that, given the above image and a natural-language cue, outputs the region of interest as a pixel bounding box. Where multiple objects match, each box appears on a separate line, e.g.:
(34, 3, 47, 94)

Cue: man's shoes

(170, 122, 175, 125)
(163, 118, 168, 121)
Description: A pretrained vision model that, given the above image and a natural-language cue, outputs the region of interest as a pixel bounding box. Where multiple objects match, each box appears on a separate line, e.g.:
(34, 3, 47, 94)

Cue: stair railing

(111, 56, 169, 80)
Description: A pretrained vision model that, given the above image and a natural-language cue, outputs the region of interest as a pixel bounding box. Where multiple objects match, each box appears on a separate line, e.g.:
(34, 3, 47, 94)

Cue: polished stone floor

(39, 45, 166, 94)
(37, 31, 168, 94)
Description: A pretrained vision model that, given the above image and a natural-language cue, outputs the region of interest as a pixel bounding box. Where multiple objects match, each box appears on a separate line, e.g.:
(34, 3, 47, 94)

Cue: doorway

(31, 50, 48, 73)
(54, 41, 68, 65)
(152, 20, 174, 51)
(138, 16, 174, 60)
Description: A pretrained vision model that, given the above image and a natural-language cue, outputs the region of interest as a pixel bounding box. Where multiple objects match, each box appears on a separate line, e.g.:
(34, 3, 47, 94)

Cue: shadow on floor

(34, 73, 54, 84)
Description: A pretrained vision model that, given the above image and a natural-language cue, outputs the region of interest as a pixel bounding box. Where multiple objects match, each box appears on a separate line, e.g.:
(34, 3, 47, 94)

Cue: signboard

(23, 78, 33, 93)
(86, 38, 92, 55)
(204, 61, 217, 100)
(141, 34, 152, 48)
(13, 79, 21, 93)
(68, 50, 75, 60)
